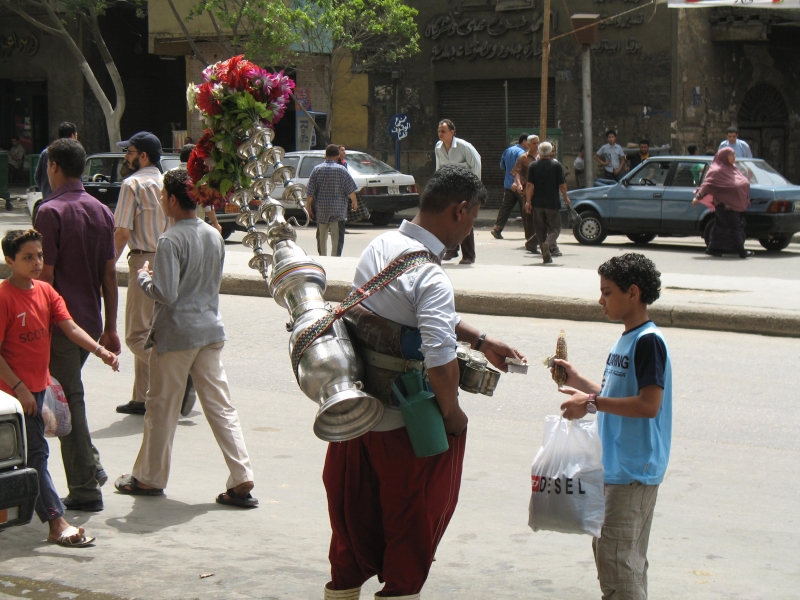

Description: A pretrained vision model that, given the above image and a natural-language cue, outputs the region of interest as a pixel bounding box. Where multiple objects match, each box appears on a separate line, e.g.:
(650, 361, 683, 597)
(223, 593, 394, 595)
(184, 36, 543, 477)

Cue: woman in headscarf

(692, 146, 753, 258)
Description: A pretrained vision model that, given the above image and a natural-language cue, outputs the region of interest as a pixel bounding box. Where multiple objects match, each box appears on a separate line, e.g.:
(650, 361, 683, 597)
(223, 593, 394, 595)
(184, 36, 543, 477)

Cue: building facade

(364, 0, 798, 206)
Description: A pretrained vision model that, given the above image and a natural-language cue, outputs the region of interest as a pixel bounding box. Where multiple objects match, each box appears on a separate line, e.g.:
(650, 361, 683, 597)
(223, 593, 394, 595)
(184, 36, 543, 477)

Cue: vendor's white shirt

(353, 220, 460, 431)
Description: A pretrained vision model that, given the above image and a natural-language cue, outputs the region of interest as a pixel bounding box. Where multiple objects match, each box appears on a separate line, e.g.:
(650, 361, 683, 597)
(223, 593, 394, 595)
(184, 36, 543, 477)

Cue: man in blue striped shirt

(306, 145, 359, 256)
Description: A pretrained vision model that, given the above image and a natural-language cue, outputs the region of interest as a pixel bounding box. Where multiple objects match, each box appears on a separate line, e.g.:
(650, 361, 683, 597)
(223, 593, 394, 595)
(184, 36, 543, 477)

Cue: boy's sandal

(216, 488, 259, 509)
(114, 474, 164, 496)
(47, 525, 95, 547)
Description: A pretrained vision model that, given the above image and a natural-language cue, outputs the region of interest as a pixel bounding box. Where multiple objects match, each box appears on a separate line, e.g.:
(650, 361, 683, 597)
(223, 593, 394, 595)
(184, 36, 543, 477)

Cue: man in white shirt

(322, 164, 524, 600)
(594, 129, 627, 182)
(718, 126, 753, 158)
(434, 119, 481, 264)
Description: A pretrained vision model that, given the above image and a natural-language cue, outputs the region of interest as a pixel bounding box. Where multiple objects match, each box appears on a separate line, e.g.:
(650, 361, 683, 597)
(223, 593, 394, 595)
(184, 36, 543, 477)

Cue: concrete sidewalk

(113, 245, 800, 338)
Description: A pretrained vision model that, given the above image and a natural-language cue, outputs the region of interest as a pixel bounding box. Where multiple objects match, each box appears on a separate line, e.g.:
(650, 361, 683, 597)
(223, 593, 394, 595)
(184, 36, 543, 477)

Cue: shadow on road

(105, 497, 227, 534)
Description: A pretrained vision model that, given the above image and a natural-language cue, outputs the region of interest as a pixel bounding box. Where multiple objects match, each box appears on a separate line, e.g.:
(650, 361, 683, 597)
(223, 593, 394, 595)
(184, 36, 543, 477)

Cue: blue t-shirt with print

(598, 321, 672, 485)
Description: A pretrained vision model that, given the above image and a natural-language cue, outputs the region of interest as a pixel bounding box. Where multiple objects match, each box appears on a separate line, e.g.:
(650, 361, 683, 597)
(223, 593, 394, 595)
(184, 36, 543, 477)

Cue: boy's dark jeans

(25, 391, 66, 522)
(50, 334, 104, 503)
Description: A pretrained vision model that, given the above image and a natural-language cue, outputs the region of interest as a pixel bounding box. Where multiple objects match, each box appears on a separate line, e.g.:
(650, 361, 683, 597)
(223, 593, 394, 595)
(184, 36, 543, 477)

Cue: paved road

(1, 295, 798, 599)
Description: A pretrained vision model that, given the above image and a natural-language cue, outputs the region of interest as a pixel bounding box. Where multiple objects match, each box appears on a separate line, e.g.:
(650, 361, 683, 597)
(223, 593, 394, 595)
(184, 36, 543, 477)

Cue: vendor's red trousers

(323, 427, 467, 596)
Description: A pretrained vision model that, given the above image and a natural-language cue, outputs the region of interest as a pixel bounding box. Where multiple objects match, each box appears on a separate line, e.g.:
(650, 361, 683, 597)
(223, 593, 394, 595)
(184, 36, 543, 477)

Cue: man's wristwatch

(586, 393, 598, 414)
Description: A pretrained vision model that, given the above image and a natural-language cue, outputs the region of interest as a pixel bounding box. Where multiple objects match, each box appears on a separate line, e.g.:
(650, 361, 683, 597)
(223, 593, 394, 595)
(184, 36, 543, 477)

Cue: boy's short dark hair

(606, 129, 617, 137)
(598, 253, 661, 305)
(727, 126, 739, 134)
(47, 138, 86, 179)
(439, 119, 456, 132)
(179, 144, 194, 162)
(162, 169, 196, 211)
(420, 164, 486, 214)
(2, 229, 43, 259)
(58, 121, 78, 138)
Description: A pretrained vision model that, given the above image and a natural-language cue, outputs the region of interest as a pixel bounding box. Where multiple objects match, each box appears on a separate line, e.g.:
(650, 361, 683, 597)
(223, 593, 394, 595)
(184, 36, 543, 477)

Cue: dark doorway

(738, 82, 788, 177)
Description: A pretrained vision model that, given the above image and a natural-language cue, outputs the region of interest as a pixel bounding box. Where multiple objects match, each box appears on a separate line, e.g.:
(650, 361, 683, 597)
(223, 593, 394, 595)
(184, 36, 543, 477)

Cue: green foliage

(188, 0, 301, 66)
(292, 0, 420, 72)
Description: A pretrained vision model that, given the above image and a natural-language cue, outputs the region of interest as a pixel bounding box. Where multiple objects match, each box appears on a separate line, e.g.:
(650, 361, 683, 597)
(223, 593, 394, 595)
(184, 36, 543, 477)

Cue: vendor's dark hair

(420, 164, 486, 213)
(47, 138, 86, 179)
(2, 229, 42, 259)
(179, 144, 194, 162)
(163, 169, 195, 211)
(58, 121, 77, 138)
(598, 253, 661, 305)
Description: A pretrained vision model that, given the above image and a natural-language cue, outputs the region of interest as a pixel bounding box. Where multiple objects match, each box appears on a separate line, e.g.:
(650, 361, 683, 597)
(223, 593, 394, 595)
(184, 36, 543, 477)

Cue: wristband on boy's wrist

(94, 344, 104, 356)
(12, 380, 23, 392)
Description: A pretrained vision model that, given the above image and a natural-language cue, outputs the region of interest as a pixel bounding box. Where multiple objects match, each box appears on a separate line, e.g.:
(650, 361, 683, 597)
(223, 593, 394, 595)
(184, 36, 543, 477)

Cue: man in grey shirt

(114, 169, 257, 508)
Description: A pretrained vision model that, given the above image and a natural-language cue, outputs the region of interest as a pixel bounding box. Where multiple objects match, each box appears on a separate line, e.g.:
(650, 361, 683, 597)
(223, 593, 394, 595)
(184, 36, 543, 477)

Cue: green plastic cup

(392, 371, 449, 458)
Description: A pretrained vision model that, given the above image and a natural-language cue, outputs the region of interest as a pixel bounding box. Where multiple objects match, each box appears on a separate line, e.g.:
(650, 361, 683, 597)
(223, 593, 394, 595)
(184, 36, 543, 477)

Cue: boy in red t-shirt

(0, 229, 118, 547)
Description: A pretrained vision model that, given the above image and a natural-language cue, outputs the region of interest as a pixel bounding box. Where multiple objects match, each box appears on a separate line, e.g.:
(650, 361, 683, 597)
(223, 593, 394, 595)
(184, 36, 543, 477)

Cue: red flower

(194, 130, 215, 159)
(186, 150, 208, 183)
(196, 83, 221, 115)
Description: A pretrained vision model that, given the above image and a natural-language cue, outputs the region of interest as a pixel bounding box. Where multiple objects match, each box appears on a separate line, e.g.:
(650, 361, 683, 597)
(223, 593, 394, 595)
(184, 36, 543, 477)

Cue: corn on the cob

(552, 330, 568, 386)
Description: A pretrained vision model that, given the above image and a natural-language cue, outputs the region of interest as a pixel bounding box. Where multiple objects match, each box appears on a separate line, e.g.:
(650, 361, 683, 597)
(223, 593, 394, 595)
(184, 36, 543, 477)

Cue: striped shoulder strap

(290, 250, 440, 378)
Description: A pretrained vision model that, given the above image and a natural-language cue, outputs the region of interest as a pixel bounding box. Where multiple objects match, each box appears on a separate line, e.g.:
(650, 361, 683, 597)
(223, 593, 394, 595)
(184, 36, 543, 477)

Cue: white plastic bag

(528, 415, 605, 537)
(41, 377, 71, 438)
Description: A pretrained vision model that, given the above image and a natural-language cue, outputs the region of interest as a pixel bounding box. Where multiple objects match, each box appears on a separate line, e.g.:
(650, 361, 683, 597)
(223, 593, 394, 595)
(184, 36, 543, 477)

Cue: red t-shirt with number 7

(0, 279, 72, 394)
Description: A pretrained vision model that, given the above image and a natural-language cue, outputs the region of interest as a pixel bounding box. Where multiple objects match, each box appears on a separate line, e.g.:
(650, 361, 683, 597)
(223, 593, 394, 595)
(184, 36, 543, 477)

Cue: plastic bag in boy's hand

(42, 377, 71, 438)
(528, 415, 605, 537)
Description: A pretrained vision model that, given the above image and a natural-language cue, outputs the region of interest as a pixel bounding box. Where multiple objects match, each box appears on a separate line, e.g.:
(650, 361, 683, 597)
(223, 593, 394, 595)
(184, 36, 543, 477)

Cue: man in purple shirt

(34, 138, 120, 512)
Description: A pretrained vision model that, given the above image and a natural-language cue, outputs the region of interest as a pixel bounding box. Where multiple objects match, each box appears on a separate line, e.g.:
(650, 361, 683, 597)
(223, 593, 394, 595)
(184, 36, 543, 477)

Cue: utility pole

(571, 14, 601, 187)
(540, 0, 551, 141)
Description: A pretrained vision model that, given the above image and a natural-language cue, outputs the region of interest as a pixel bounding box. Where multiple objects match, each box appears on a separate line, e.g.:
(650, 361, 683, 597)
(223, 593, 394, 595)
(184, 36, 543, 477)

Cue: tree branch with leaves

(1, 0, 130, 149)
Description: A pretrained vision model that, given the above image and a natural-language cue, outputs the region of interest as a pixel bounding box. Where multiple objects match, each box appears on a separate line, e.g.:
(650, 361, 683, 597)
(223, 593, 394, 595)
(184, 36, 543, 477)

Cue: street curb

(115, 267, 800, 338)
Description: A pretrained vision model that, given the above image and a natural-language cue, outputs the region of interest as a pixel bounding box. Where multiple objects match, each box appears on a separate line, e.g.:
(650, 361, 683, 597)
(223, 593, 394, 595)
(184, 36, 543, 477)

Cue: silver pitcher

(230, 125, 384, 442)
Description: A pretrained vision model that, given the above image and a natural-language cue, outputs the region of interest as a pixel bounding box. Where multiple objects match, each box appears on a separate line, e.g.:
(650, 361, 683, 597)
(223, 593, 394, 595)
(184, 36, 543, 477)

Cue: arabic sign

(389, 114, 411, 141)
(0, 32, 39, 59)
(296, 113, 313, 151)
(667, 0, 800, 7)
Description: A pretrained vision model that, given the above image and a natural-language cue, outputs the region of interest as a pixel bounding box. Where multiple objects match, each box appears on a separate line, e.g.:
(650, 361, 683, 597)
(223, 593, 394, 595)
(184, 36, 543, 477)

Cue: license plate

(388, 186, 400, 195)
(0, 506, 19, 524)
(224, 204, 239, 214)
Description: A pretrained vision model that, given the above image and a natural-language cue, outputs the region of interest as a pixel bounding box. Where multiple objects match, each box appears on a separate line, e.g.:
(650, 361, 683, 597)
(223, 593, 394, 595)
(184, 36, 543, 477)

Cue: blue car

(567, 156, 800, 251)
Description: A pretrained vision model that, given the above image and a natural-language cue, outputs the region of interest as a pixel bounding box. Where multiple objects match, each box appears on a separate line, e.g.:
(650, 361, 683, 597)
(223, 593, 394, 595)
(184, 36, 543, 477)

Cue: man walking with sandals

(322, 165, 523, 599)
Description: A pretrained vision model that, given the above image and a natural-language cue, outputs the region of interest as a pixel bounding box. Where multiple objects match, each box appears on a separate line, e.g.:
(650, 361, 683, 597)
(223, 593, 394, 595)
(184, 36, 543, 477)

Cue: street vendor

(322, 164, 525, 600)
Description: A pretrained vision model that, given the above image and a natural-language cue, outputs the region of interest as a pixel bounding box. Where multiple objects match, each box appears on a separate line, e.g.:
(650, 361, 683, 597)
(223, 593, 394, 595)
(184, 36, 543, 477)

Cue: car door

(607, 160, 672, 230)
(661, 160, 709, 232)
(82, 156, 117, 208)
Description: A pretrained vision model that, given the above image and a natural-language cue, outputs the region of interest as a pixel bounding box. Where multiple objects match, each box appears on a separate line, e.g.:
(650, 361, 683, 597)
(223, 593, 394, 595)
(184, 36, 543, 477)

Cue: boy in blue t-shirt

(556, 253, 672, 600)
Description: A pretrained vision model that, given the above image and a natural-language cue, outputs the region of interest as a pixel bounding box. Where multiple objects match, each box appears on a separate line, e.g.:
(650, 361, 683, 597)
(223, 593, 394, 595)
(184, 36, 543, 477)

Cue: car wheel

(573, 210, 607, 245)
(626, 233, 657, 245)
(702, 218, 715, 246)
(758, 235, 792, 252)
(369, 211, 394, 227)
(220, 224, 235, 240)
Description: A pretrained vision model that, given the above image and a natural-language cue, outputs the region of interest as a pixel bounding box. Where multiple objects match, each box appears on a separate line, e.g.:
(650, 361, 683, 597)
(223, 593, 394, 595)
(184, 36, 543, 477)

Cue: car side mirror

(621, 178, 629, 187)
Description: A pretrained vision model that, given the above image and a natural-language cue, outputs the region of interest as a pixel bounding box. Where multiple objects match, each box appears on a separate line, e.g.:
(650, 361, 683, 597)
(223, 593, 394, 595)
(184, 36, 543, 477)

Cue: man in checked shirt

(306, 144, 359, 257)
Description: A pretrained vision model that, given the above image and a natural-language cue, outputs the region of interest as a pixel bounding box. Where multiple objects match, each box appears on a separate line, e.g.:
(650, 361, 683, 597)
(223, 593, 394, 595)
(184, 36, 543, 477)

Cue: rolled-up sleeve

(465, 143, 482, 179)
(411, 266, 458, 369)
(114, 180, 138, 230)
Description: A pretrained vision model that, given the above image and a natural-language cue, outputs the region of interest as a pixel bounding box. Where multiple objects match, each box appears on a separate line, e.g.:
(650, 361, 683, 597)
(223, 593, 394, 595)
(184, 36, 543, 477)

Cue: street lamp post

(571, 14, 601, 186)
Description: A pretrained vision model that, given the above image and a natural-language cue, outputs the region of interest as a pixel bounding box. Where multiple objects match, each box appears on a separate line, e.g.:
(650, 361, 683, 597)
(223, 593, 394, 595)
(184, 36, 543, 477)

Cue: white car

(250, 150, 420, 226)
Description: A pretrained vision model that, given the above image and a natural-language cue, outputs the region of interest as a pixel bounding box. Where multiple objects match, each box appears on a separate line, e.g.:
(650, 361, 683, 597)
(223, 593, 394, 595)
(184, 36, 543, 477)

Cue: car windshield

(346, 153, 397, 175)
(737, 160, 790, 186)
(625, 161, 671, 186)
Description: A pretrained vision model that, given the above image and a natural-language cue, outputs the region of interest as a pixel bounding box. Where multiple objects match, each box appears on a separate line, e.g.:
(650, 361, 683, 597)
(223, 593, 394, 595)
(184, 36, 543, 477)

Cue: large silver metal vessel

(230, 125, 384, 441)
